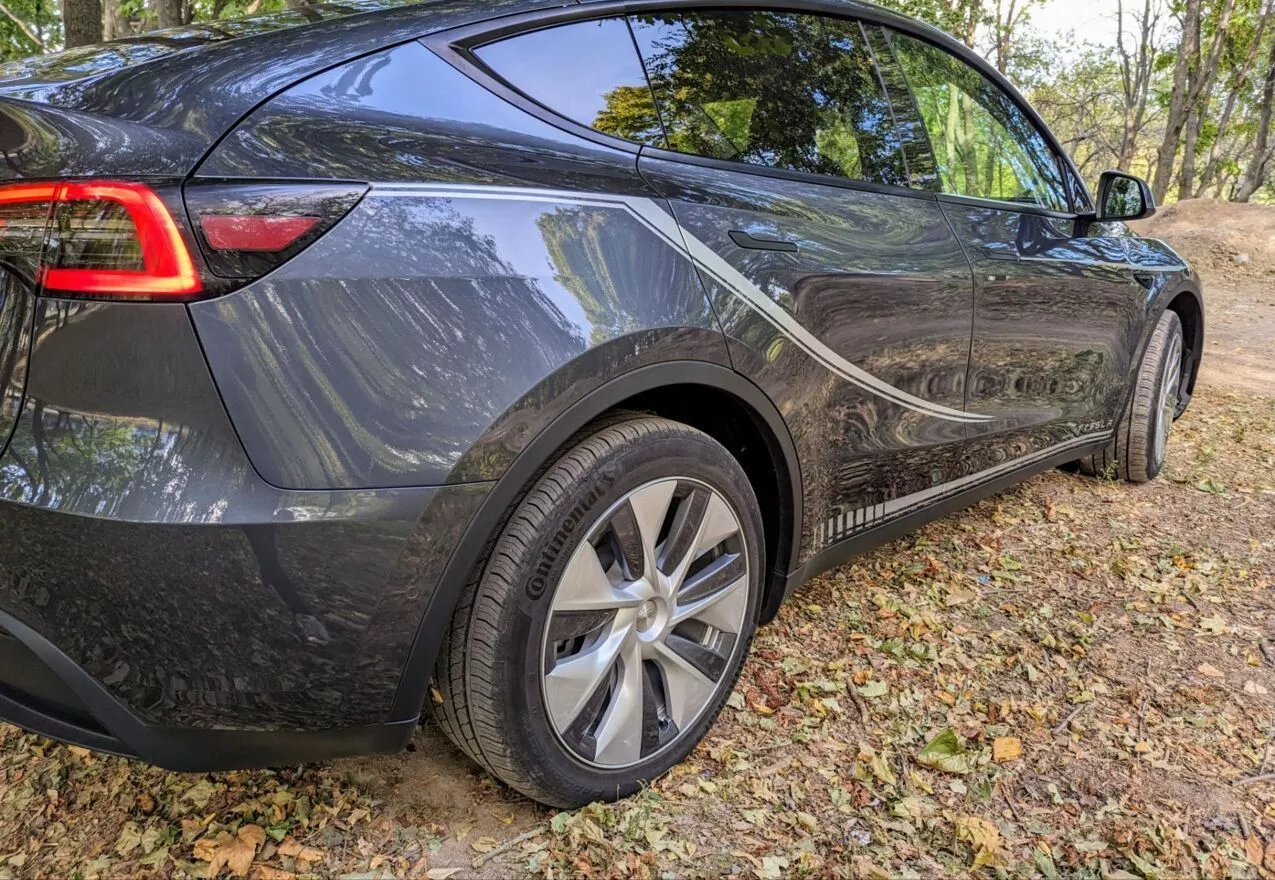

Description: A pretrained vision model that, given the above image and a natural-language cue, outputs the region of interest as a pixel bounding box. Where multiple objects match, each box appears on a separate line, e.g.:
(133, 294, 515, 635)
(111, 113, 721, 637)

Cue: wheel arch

(389, 361, 803, 720)
(1164, 286, 1205, 412)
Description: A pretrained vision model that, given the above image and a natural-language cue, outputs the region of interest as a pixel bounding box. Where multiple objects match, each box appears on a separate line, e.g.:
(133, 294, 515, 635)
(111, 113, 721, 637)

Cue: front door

(883, 28, 1147, 466)
(628, 9, 982, 555)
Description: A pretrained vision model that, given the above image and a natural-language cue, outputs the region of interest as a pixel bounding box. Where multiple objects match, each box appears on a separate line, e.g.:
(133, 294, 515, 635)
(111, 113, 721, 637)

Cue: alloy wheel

(540, 478, 751, 769)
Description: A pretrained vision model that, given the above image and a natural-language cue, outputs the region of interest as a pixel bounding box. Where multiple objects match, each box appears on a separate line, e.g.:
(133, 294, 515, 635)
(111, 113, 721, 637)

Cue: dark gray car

(0, 0, 1202, 807)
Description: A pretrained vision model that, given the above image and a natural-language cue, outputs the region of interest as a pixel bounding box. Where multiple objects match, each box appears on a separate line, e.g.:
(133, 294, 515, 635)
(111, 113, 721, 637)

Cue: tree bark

(1116, 0, 1161, 172)
(1237, 32, 1275, 201)
(62, 0, 103, 48)
(103, 0, 132, 40)
(153, 0, 183, 29)
(1151, 0, 1201, 201)
(1151, 0, 1235, 202)
(1177, 102, 1201, 202)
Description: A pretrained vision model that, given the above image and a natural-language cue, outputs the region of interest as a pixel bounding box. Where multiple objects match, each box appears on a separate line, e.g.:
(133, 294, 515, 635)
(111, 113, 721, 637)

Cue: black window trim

(423, 0, 1095, 217)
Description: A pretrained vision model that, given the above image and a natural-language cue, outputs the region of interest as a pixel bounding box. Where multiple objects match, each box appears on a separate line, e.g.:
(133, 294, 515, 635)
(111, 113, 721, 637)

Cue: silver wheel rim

(1154, 333, 1184, 462)
(540, 477, 751, 769)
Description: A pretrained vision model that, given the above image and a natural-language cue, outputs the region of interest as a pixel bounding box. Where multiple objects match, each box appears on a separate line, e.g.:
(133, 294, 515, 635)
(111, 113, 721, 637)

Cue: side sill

(780, 437, 1109, 601)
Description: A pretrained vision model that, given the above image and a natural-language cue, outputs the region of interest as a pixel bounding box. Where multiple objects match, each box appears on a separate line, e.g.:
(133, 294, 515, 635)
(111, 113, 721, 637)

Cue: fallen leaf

(256, 868, 296, 880)
(1243, 680, 1269, 695)
(917, 729, 976, 775)
(992, 737, 1023, 763)
(857, 680, 889, 699)
(195, 825, 265, 878)
(955, 815, 1003, 870)
(276, 837, 325, 863)
(1198, 663, 1225, 678)
(114, 822, 143, 858)
(1244, 835, 1264, 866)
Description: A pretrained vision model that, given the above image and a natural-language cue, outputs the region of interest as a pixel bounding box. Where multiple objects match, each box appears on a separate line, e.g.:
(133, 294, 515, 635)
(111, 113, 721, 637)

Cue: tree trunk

(1177, 100, 1203, 202)
(62, 0, 103, 48)
(1116, 0, 1160, 172)
(103, 0, 132, 40)
(1151, 0, 1201, 202)
(1237, 33, 1275, 201)
(1151, 0, 1235, 202)
(1196, 4, 1272, 197)
(153, 0, 183, 29)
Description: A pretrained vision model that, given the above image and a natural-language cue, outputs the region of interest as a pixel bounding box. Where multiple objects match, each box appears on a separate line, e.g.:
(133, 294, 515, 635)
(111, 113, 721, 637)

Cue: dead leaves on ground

(0, 391, 1272, 878)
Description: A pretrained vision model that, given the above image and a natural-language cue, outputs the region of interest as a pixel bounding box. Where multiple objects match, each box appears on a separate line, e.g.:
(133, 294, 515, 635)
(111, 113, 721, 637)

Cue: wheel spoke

(653, 639, 718, 729)
(544, 623, 629, 733)
(592, 638, 645, 766)
(606, 501, 648, 580)
(660, 489, 740, 585)
(554, 542, 644, 612)
(672, 571, 749, 633)
(626, 480, 678, 574)
(679, 551, 746, 605)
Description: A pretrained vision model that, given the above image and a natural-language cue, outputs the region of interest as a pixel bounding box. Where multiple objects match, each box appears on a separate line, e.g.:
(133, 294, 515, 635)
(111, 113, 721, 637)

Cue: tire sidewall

(1135, 311, 1184, 481)
(484, 425, 764, 804)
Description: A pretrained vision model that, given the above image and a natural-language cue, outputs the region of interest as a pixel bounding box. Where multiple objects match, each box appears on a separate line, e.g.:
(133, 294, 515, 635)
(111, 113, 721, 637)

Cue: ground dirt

(2, 203, 1274, 879)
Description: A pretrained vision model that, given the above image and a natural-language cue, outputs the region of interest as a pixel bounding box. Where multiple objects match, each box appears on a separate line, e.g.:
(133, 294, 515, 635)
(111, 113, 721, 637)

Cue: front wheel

(431, 416, 763, 808)
(1080, 310, 1184, 483)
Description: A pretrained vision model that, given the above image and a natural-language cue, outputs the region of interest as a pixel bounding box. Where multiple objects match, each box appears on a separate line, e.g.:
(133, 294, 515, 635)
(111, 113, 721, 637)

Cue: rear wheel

(1079, 310, 1184, 483)
(431, 416, 763, 808)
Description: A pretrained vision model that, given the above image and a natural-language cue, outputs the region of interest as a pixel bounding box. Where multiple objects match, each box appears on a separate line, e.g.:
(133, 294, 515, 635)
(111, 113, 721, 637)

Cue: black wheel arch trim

(1127, 278, 1204, 421)
(1163, 281, 1205, 411)
(389, 360, 804, 721)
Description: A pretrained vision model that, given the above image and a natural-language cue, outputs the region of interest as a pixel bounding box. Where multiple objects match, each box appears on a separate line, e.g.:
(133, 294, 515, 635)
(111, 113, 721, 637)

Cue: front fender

(1124, 235, 1205, 415)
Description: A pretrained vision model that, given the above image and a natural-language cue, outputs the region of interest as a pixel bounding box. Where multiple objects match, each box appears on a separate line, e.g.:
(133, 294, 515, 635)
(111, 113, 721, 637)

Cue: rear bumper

(0, 297, 492, 767)
(0, 613, 417, 769)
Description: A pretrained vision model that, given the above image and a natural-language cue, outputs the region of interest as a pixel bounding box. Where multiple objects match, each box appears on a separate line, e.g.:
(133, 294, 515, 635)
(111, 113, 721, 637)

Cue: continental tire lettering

(525, 473, 617, 600)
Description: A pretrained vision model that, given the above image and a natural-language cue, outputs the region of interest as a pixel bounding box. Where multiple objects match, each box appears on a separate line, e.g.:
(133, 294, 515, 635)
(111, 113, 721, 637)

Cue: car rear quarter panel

(191, 41, 728, 491)
(0, 300, 486, 730)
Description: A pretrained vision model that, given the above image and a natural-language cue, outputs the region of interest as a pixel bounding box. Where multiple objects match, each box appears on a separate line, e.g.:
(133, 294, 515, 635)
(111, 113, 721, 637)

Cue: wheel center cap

(636, 599, 659, 633)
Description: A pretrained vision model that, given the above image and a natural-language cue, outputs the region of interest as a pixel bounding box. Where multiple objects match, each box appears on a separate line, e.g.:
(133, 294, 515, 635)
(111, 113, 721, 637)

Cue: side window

(628, 11, 911, 187)
(474, 18, 665, 146)
(884, 30, 1069, 211)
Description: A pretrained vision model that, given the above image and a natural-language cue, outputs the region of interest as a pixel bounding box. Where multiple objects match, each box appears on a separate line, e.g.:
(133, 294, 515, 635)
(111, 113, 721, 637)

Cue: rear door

(628, 10, 982, 552)
(882, 29, 1145, 464)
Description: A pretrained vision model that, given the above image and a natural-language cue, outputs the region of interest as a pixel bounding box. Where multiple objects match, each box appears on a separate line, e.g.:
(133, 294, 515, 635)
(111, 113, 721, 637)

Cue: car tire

(431, 416, 764, 808)
(1079, 310, 1184, 483)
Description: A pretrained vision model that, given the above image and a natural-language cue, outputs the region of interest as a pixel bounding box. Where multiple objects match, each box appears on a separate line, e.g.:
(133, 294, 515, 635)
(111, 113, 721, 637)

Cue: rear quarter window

(474, 18, 665, 146)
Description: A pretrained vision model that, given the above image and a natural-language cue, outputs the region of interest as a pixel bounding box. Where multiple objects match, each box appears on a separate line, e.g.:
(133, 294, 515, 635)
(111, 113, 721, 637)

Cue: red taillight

(0, 179, 201, 299)
(184, 181, 368, 280)
(200, 215, 321, 252)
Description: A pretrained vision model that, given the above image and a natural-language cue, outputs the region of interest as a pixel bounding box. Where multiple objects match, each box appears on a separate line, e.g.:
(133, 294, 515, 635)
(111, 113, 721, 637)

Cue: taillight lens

(200, 215, 321, 252)
(0, 179, 366, 300)
(184, 181, 367, 280)
(44, 182, 201, 297)
(0, 180, 202, 299)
